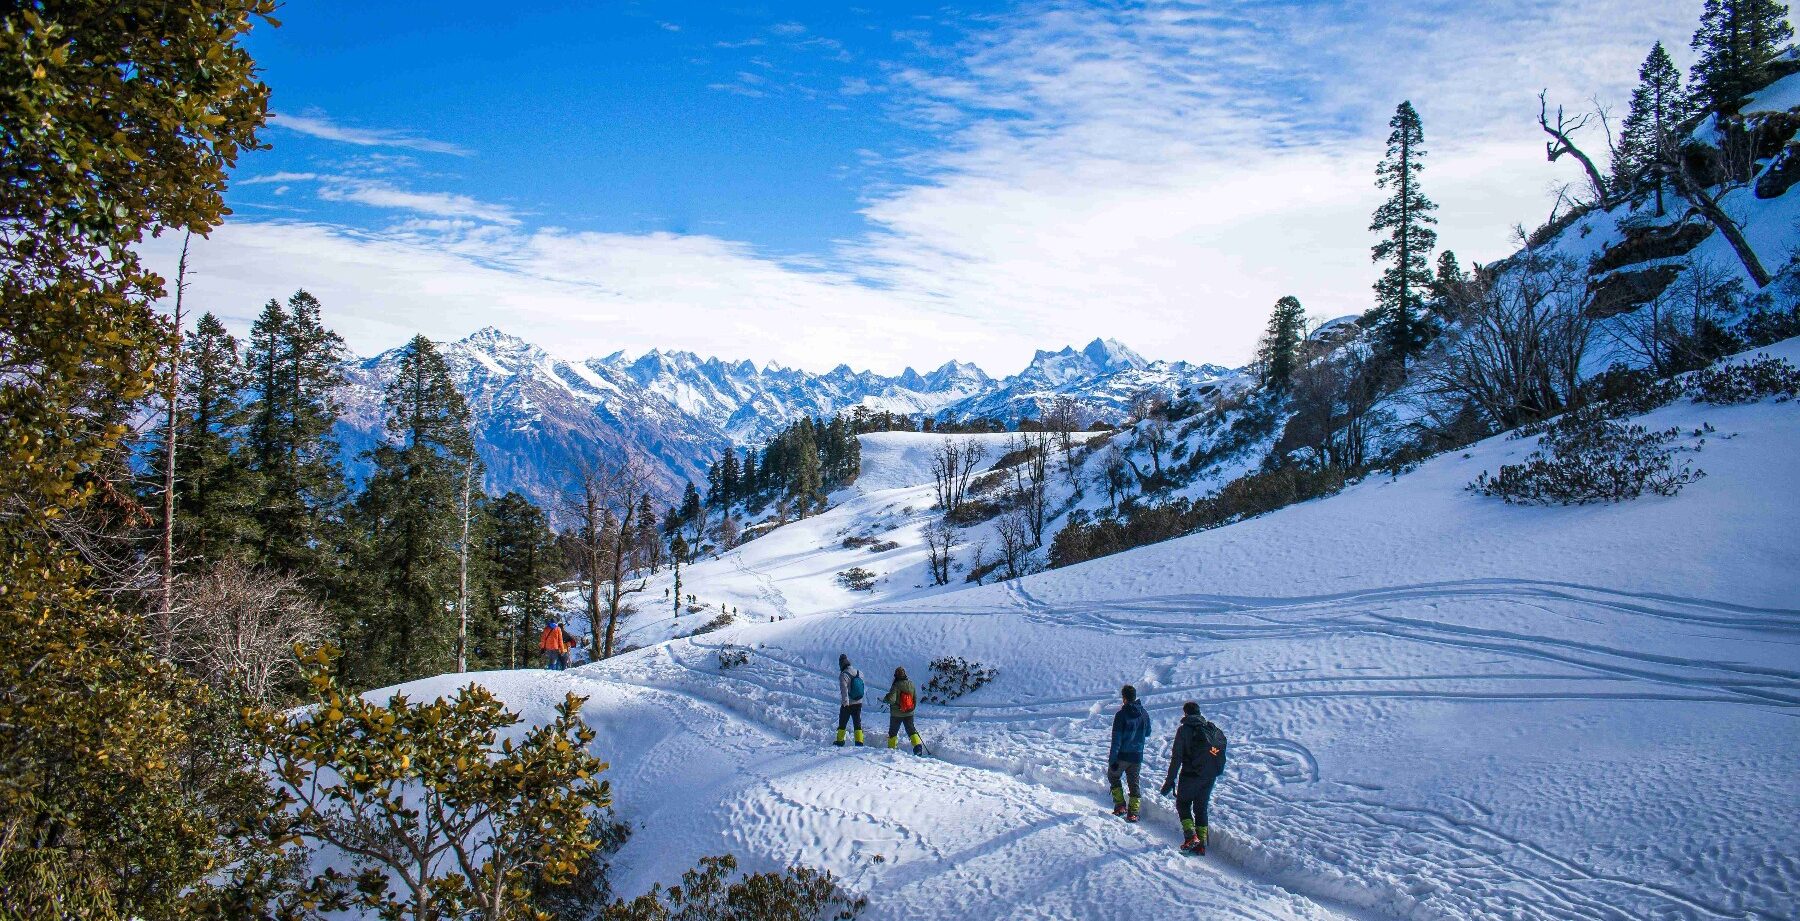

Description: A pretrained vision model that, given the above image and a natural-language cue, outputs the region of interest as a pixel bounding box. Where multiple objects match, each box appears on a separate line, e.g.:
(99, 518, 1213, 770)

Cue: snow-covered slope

(382, 340, 1800, 921)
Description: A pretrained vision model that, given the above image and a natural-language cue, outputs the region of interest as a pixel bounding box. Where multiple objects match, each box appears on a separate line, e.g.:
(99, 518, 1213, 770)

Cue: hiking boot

(912, 744, 926, 756)
(1112, 803, 1128, 817)
(1180, 833, 1200, 853)
(833, 740, 845, 747)
(1126, 811, 1139, 823)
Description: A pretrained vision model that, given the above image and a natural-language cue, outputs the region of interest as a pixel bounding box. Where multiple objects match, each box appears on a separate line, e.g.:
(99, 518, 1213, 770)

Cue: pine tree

(169, 312, 259, 563)
(244, 290, 348, 579)
(349, 336, 477, 687)
(1257, 296, 1307, 393)
(1614, 43, 1692, 215)
(1369, 100, 1438, 368)
(1690, 0, 1794, 114)
(478, 492, 559, 670)
(679, 480, 703, 523)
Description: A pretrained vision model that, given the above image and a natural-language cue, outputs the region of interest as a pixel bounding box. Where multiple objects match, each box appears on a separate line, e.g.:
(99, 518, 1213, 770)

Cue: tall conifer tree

(1614, 43, 1691, 214)
(1690, 0, 1794, 113)
(349, 336, 477, 686)
(1258, 296, 1307, 393)
(1369, 101, 1438, 368)
(171, 312, 258, 562)
(244, 290, 347, 578)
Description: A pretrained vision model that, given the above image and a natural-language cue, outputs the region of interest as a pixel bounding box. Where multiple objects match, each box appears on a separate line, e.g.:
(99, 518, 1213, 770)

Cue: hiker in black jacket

(1160, 701, 1227, 854)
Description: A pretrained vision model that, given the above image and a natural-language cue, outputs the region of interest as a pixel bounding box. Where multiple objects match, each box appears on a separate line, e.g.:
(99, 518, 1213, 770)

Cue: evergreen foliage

(1689, 0, 1794, 113)
(244, 290, 349, 580)
(0, 0, 282, 913)
(348, 336, 480, 687)
(1613, 43, 1690, 214)
(251, 647, 614, 921)
(478, 492, 563, 669)
(706, 414, 861, 515)
(1257, 296, 1307, 392)
(1370, 101, 1439, 367)
(170, 312, 260, 563)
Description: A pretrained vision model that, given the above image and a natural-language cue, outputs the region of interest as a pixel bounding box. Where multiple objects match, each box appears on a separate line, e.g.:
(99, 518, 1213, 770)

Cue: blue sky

(161, 0, 1707, 374)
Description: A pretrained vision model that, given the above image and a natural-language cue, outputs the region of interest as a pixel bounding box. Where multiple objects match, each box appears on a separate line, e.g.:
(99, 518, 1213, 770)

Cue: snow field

(408, 341, 1798, 919)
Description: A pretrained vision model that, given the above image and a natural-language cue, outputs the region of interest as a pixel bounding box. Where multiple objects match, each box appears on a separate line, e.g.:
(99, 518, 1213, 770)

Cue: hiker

(539, 619, 569, 671)
(882, 666, 925, 755)
(1107, 684, 1151, 822)
(1160, 701, 1228, 854)
(835, 654, 866, 747)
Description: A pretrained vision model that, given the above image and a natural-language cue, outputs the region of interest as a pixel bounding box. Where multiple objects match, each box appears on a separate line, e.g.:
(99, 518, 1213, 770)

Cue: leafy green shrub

(1471, 409, 1705, 505)
(1688, 356, 1800, 404)
(600, 854, 863, 920)
(922, 657, 998, 704)
(249, 646, 614, 921)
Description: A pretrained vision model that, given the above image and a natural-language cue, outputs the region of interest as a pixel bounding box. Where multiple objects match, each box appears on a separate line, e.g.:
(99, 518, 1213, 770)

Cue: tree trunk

(157, 234, 191, 658)
(455, 456, 474, 672)
(1693, 192, 1772, 287)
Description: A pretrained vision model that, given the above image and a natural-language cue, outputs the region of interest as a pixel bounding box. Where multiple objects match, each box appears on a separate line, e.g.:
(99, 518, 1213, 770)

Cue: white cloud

(269, 111, 472, 156)
(148, 222, 980, 374)
(315, 180, 519, 225)
(190, 0, 1705, 374)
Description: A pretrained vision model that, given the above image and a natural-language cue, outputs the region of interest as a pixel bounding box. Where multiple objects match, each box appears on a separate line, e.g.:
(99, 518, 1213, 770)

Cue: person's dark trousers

(835, 703, 864, 745)
(887, 714, 921, 752)
(1177, 775, 1218, 841)
(1107, 758, 1142, 815)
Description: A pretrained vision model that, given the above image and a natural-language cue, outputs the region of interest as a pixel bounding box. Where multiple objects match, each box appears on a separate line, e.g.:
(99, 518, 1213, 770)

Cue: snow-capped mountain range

(335, 328, 1231, 509)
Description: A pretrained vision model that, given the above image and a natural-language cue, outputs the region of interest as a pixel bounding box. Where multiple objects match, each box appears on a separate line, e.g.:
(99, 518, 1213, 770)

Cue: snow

(1742, 71, 1800, 115)
(381, 340, 1800, 920)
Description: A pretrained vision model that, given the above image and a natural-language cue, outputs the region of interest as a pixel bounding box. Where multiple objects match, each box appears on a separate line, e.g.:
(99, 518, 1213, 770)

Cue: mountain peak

(1081, 337, 1148, 372)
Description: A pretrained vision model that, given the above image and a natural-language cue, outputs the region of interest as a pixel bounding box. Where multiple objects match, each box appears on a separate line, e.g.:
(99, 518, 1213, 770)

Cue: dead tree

(173, 560, 328, 702)
(1658, 119, 1772, 287)
(562, 457, 653, 660)
(922, 520, 958, 586)
(1539, 91, 1611, 205)
(157, 233, 191, 658)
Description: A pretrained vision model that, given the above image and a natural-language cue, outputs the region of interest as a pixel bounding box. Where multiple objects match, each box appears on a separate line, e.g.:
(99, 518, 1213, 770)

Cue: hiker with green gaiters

(882, 666, 925, 755)
(1106, 684, 1151, 822)
(1160, 701, 1228, 854)
(835, 653, 865, 747)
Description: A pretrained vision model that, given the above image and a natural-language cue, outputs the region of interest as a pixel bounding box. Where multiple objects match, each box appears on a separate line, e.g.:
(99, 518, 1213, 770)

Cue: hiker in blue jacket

(835, 653, 866, 747)
(1107, 684, 1152, 821)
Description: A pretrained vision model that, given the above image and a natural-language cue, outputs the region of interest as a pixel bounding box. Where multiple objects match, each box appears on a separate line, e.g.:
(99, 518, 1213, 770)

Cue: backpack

(849, 673, 865, 701)
(1200, 721, 1227, 774)
(898, 690, 915, 712)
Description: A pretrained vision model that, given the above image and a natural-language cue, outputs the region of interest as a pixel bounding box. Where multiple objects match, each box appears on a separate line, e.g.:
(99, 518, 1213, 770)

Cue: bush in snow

(600, 853, 864, 920)
(867, 539, 901, 553)
(1579, 364, 1685, 417)
(840, 535, 878, 549)
(689, 612, 735, 636)
(717, 644, 751, 670)
(836, 567, 878, 591)
(249, 647, 614, 921)
(1688, 356, 1800, 404)
(1470, 408, 1704, 505)
(922, 656, 998, 704)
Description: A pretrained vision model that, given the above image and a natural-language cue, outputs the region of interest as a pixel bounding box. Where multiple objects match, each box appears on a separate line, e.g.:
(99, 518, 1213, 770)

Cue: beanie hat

(1183, 701, 1199, 716)
(839, 654, 851, 669)
(1121, 684, 1137, 702)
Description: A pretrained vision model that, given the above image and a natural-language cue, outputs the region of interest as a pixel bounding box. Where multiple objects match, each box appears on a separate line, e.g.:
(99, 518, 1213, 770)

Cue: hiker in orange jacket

(539, 619, 570, 671)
